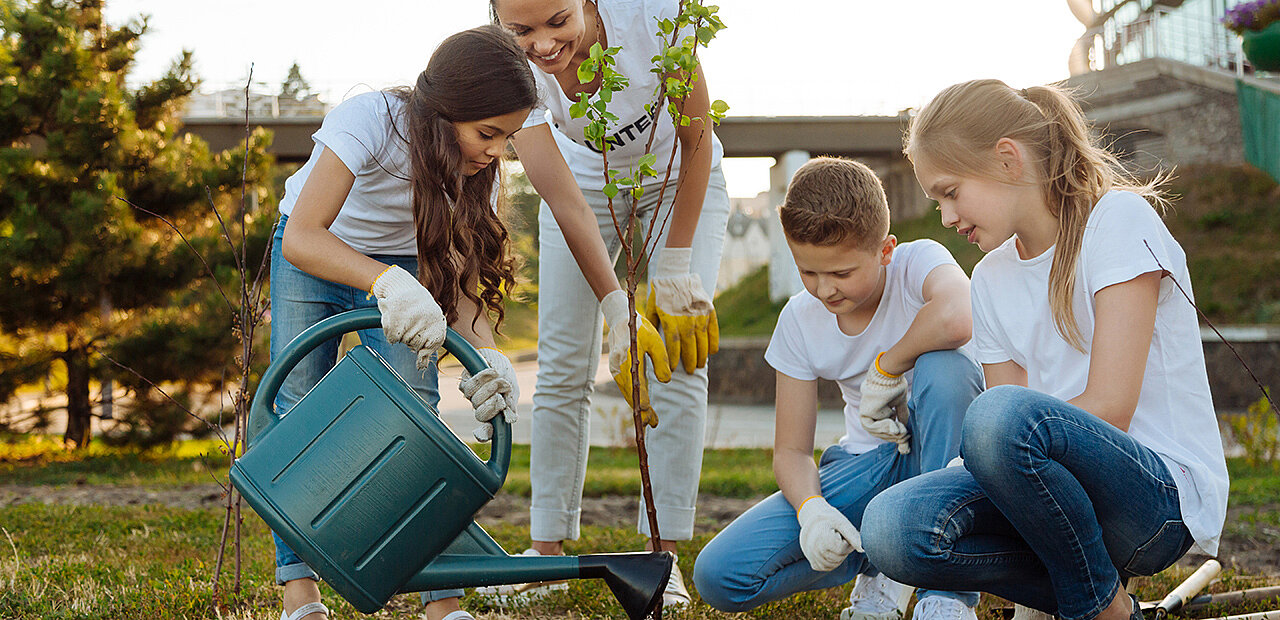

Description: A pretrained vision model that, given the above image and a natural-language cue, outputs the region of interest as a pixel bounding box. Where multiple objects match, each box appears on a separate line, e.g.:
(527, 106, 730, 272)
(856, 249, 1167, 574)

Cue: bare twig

(1144, 241, 1279, 419)
(99, 353, 230, 445)
(117, 198, 236, 314)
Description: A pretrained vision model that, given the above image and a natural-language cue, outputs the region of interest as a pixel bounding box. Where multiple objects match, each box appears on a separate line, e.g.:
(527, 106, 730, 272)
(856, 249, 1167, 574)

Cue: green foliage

(0, 0, 275, 447)
(567, 0, 728, 203)
(713, 265, 787, 337)
(1229, 392, 1280, 470)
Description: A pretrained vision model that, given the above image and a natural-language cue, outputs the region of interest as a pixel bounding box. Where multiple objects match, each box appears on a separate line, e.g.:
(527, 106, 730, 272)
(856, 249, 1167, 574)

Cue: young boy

(692, 157, 983, 619)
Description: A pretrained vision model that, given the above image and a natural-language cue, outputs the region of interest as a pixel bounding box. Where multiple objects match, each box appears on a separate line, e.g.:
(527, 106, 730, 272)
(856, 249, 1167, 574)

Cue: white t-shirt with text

(766, 240, 964, 455)
(970, 190, 1229, 555)
(522, 0, 724, 189)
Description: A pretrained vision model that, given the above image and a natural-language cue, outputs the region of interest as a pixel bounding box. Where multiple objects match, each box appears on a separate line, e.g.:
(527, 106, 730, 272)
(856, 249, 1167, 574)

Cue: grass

(2, 437, 1278, 619)
(0, 502, 1276, 619)
(0, 434, 779, 499)
(714, 164, 1280, 337)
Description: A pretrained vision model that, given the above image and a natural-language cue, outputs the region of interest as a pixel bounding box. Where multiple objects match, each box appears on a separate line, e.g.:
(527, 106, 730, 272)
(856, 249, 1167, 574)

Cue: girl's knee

(961, 385, 1036, 459)
(861, 488, 930, 583)
(691, 541, 757, 612)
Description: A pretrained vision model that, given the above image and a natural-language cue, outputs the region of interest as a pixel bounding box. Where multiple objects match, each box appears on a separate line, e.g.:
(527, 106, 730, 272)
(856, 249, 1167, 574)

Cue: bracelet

(797, 494, 823, 513)
(368, 265, 395, 296)
(874, 352, 903, 378)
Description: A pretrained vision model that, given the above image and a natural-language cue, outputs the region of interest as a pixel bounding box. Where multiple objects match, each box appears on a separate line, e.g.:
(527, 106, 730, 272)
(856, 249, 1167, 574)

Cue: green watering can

(231, 308, 671, 618)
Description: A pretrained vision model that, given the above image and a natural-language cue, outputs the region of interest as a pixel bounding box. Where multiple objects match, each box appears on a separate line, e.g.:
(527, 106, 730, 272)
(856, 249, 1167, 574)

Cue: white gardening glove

(645, 248, 719, 374)
(602, 289, 671, 427)
(460, 347, 519, 442)
(947, 456, 965, 468)
(858, 352, 911, 454)
(796, 495, 863, 572)
(370, 265, 446, 369)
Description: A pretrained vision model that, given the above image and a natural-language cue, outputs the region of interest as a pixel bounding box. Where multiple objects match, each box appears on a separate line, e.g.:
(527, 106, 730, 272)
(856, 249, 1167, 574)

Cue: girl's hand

(370, 265, 447, 365)
(645, 248, 720, 374)
(460, 347, 519, 442)
(601, 290, 671, 426)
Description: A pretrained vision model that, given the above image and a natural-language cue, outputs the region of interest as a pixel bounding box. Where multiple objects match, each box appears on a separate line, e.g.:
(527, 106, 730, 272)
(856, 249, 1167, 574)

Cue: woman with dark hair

(268, 24, 538, 620)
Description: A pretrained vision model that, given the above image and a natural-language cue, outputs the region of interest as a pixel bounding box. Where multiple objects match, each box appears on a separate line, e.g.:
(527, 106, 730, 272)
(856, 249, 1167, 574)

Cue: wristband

(874, 352, 903, 379)
(797, 494, 823, 514)
(368, 264, 396, 296)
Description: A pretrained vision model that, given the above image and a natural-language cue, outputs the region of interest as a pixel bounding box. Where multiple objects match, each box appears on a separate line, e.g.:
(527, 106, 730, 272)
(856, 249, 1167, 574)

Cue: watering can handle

(246, 307, 511, 482)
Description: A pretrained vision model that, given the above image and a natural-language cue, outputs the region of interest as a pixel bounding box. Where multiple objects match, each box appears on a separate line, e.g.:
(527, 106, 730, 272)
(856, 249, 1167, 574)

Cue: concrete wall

(710, 329, 1280, 413)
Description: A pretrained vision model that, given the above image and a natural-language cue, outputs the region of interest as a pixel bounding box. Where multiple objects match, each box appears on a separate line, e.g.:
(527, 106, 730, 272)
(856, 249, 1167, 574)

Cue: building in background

(1067, 0, 1248, 75)
(717, 193, 771, 293)
(1061, 0, 1279, 181)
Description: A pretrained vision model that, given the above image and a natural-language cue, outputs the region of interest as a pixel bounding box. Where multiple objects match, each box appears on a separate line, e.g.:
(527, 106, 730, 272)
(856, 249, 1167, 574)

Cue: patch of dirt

(3, 483, 1275, 578)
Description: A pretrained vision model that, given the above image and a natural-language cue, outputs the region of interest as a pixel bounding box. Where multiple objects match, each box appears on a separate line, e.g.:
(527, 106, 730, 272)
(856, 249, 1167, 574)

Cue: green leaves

(580, 0, 726, 205)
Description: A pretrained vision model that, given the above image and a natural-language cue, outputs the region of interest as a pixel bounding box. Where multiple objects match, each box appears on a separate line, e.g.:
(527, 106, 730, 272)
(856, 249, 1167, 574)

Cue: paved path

(435, 354, 848, 449)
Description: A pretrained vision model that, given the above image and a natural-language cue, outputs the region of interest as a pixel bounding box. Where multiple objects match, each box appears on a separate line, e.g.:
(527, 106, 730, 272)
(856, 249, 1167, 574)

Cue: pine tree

(0, 0, 273, 448)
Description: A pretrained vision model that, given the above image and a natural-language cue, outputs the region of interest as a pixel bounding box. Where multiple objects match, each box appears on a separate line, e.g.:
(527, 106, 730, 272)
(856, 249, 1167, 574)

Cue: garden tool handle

(246, 308, 511, 481)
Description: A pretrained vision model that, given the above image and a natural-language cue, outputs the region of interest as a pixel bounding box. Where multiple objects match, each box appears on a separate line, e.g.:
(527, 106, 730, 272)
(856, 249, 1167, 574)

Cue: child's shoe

(281, 602, 329, 620)
(840, 573, 911, 620)
(472, 548, 569, 606)
(911, 595, 978, 620)
(1011, 604, 1055, 620)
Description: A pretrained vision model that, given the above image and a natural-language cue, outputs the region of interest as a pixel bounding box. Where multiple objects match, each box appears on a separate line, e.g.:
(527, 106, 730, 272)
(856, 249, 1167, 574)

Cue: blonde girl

(860, 79, 1228, 620)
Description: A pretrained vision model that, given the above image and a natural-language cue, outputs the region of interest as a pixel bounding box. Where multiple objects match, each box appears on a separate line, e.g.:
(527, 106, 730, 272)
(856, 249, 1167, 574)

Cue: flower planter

(1243, 21, 1280, 71)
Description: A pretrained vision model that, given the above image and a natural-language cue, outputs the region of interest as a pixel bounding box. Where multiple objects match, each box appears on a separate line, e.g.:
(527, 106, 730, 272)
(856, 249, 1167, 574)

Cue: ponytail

(906, 80, 1169, 351)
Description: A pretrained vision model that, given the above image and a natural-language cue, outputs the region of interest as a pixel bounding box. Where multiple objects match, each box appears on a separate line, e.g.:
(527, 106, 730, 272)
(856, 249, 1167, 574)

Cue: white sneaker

(840, 573, 911, 620)
(911, 596, 978, 620)
(1011, 604, 1055, 620)
(662, 557, 692, 608)
(472, 548, 569, 606)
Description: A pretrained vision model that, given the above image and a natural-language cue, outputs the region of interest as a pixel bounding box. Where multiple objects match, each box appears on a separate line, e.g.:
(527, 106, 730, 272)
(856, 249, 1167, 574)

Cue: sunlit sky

(104, 1, 1088, 197)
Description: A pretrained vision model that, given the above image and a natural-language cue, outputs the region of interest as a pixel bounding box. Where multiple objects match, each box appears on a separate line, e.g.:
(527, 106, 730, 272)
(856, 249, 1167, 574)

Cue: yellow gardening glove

(647, 248, 719, 374)
(602, 289, 672, 427)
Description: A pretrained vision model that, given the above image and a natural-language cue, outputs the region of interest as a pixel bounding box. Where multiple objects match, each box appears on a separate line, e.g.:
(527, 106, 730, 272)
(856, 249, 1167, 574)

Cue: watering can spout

(405, 551, 672, 620)
(580, 552, 674, 620)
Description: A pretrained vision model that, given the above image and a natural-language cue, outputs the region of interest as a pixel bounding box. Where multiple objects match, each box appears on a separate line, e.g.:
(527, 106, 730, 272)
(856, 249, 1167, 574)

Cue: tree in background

(279, 61, 312, 101)
(0, 0, 273, 448)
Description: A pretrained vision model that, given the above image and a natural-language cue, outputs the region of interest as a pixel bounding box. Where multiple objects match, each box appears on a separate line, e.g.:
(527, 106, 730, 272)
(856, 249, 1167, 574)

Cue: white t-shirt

(522, 0, 724, 188)
(279, 92, 417, 256)
(970, 190, 1229, 555)
(766, 240, 964, 455)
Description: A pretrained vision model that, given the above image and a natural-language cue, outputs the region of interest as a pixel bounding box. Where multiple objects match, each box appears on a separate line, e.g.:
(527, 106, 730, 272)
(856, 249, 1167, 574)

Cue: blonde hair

(904, 79, 1169, 351)
(779, 156, 890, 250)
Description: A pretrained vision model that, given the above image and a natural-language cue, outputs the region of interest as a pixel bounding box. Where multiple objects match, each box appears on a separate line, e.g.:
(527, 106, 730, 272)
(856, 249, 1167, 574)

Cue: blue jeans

(862, 385, 1193, 620)
(267, 216, 461, 602)
(692, 350, 982, 612)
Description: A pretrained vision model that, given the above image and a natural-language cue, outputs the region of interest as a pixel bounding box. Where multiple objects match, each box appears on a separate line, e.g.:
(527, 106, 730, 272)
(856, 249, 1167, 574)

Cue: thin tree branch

(116, 197, 236, 315)
(1144, 241, 1279, 418)
(99, 353, 231, 445)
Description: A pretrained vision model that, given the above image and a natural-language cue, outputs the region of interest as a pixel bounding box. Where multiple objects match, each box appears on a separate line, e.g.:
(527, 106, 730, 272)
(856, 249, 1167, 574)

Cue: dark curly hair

(387, 24, 538, 331)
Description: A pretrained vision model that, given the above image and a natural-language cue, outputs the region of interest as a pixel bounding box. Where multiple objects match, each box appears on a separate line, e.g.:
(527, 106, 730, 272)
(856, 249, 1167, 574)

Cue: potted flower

(1224, 0, 1280, 71)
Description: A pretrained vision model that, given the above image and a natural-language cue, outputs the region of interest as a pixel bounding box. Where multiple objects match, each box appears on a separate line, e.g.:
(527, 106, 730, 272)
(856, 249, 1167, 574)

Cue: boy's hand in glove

(797, 495, 862, 571)
(858, 352, 911, 454)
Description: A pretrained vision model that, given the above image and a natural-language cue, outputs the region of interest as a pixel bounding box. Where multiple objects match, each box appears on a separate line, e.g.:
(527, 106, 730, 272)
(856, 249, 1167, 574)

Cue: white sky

(104, 1, 1088, 197)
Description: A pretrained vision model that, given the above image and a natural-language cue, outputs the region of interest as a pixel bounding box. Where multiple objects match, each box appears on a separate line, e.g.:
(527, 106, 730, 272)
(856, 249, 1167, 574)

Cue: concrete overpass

(180, 113, 927, 302)
(179, 114, 910, 162)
